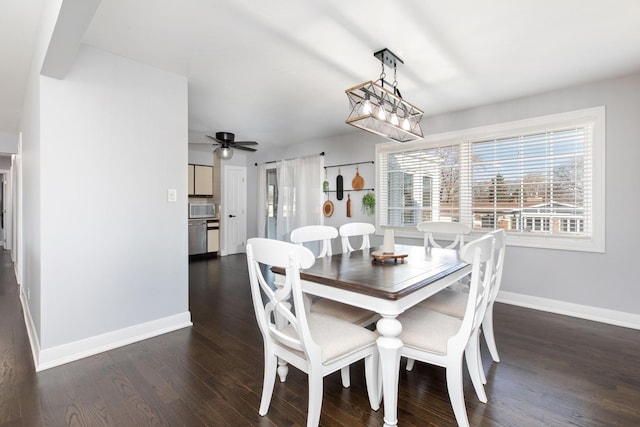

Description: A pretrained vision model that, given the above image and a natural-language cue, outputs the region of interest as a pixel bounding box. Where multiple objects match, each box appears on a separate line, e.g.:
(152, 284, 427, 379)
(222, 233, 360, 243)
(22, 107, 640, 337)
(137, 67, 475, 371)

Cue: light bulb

(376, 105, 386, 121)
(390, 110, 399, 126)
(362, 99, 372, 115)
(402, 117, 411, 131)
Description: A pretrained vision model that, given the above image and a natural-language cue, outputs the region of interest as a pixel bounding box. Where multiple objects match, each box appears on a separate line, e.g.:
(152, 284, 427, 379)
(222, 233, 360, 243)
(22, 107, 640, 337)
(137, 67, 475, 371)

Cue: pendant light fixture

(345, 48, 423, 143)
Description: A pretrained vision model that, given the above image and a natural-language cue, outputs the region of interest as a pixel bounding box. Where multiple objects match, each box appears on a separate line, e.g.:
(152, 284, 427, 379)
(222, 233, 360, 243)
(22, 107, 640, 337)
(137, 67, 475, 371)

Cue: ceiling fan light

(219, 146, 233, 160)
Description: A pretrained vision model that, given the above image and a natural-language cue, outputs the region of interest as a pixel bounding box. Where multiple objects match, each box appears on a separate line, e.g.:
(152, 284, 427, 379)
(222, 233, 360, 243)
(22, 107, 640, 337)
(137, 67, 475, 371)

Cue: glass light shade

(218, 146, 234, 160)
(345, 80, 423, 143)
(362, 99, 373, 115)
(390, 110, 399, 126)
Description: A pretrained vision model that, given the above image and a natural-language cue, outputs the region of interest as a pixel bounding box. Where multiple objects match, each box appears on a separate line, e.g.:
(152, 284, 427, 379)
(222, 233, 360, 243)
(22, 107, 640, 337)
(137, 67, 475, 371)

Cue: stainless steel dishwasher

(188, 219, 207, 255)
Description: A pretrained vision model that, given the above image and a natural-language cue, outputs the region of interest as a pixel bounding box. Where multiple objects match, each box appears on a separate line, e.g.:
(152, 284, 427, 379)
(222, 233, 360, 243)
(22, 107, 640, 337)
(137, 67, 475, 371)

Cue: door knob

(229, 214, 236, 218)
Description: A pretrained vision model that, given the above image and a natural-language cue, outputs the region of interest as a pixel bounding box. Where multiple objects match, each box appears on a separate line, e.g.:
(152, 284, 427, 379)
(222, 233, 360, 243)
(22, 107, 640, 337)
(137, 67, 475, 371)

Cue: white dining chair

(417, 221, 471, 250)
(397, 233, 495, 427)
(290, 225, 337, 258)
(290, 225, 377, 326)
(246, 238, 380, 427)
(413, 229, 506, 382)
(479, 229, 506, 366)
(418, 221, 473, 292)
(339, 222, 376, 253)
(290, 225, 379, 387)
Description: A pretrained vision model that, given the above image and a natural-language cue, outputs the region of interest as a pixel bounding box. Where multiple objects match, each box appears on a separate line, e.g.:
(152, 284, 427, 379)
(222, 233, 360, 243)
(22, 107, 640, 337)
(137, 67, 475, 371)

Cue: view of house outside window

(376, 107, 605, 252)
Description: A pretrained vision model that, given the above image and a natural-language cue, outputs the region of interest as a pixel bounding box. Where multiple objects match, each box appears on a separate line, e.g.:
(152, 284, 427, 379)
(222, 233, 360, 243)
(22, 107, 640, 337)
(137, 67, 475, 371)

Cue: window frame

(375, 106, 605, 253)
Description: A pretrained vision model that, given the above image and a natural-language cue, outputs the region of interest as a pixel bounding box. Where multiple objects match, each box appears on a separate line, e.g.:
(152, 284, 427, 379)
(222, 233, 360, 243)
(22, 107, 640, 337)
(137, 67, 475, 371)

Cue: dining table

(276, 243, 471, 427)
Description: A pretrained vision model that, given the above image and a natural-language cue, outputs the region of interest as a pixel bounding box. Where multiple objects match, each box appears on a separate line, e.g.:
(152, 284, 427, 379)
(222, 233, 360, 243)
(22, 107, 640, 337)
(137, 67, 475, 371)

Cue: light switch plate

(167, 188, 177, 202)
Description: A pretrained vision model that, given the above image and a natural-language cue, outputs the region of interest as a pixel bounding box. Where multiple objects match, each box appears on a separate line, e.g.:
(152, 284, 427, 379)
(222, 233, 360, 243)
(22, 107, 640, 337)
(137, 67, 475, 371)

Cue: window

(376, 107, 605, 252)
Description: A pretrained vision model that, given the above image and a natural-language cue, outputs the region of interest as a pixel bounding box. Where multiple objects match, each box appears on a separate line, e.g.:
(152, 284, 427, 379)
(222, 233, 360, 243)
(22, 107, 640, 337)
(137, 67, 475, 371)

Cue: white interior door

(222, 165, 247, 255)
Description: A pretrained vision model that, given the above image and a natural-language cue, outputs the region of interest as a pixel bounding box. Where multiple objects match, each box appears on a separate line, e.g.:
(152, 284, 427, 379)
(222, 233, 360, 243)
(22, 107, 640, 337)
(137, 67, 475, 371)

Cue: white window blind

(378, 145, 462, 227)
(469, 126, 592, 236)
(376, 107, 605, 252)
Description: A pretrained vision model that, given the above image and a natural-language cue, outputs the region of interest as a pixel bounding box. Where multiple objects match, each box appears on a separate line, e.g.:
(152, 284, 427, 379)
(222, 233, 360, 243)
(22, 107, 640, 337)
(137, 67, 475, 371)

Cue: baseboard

(35, 312, 192, 372)
(19, 289, 42, 370)
(497, 291, 640, 330)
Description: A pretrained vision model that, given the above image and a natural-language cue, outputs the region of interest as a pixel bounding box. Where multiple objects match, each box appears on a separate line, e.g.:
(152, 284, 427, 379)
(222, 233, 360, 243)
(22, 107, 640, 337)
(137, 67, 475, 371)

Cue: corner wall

(18, 44, 191, 370)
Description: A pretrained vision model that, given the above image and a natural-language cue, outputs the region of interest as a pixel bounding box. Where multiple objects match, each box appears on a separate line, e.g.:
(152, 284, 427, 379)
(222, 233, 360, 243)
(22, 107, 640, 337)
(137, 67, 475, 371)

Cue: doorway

(266, 168, 277, 239)
(222, 165, 247, 255)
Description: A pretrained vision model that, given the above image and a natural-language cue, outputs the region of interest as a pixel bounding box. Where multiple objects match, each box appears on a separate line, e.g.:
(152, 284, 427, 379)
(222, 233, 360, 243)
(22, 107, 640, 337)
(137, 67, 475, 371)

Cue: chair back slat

(290, 225, 338, 258)
(487, 229, 506, 304)
(417, 221, 471, 250)
(339, 222, 375, 253)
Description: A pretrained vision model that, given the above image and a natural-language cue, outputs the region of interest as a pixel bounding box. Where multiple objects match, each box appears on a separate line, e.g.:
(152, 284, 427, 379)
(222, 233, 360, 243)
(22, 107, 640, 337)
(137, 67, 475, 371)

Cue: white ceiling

(3, 0, 640, 150)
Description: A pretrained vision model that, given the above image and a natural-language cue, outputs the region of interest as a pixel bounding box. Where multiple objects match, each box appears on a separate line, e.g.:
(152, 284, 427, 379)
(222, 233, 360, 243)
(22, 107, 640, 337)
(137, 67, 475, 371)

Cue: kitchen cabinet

(188, 164, 214, 197)
(188, 164, 195, 195)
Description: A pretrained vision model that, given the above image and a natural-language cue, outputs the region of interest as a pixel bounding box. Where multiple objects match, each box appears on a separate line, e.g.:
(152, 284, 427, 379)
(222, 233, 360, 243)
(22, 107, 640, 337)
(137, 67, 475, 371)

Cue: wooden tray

(371, 251, 408, 264)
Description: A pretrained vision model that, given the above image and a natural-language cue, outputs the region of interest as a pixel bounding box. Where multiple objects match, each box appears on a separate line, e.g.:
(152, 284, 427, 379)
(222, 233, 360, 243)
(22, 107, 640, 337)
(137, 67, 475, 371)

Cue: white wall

(20, 21, 45, 346)
(249, 71, 640, 323)
(35, 44, 189, 353)
(14, 0, 191, 370)
(0, 131, 18, 153)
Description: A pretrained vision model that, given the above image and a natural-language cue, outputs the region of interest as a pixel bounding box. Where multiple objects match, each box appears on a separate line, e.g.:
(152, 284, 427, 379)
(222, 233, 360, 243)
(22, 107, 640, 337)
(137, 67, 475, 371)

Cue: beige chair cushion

(310, 299, 378, 326)
(417, 288, 467, 319)
(398, 307, 462, 355)
(282, 312, 378, 365)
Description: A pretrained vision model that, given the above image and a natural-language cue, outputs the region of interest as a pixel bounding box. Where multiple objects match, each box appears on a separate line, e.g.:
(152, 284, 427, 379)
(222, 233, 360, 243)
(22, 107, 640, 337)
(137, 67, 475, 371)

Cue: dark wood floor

(1, 250, 640, 426)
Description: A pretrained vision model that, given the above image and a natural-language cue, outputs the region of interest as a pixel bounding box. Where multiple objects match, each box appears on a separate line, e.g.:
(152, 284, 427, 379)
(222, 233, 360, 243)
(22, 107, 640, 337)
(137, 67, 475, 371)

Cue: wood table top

(273, 244, 468, 300)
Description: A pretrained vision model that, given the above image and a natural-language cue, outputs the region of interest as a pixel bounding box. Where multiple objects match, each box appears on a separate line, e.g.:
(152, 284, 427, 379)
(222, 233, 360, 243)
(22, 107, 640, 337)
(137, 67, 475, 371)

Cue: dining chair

(290, 225, 338, 258)
(339, 222, 376, 253)
(246, 238, 380, 427)
(397, 233, 495, 427)
(418, 221, 473, 292)
(412, 229, 506, 382)
(479, 229, 506, 366)
(290, 225, 379, 387)
(290, 225, 376, 326)
(417, 221, 471, 250)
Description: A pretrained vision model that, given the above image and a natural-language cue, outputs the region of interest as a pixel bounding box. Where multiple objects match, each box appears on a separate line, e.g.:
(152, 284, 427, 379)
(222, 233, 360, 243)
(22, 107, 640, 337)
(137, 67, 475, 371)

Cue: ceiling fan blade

(234, 145, 257, 152)
(233, 141, 258, 146)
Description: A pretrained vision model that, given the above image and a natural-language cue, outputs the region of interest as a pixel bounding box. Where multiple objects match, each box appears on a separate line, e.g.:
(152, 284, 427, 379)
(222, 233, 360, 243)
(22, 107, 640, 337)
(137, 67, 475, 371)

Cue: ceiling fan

(206, 131, 258, 160)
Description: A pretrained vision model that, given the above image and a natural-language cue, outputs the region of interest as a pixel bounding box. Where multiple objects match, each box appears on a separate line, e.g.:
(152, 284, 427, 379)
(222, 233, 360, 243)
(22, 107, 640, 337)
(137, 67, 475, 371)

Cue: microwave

(189, 203, 215, 218)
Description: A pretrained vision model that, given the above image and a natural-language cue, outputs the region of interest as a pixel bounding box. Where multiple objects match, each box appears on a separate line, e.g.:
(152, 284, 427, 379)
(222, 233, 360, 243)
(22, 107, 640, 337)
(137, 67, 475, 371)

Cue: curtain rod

(255, 152, 324, 166)
(324, 160, 374, 169)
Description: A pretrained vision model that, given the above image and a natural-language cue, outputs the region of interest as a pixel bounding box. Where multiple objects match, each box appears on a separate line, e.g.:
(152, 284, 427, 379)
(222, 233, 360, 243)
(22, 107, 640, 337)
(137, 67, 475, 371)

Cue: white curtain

(255, 163, 267, 237)
(275, 154, 324, 241)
